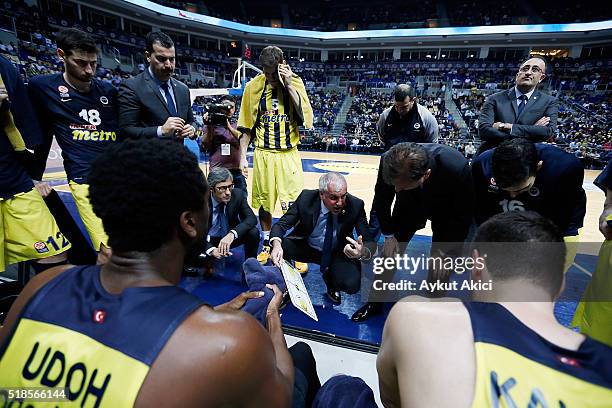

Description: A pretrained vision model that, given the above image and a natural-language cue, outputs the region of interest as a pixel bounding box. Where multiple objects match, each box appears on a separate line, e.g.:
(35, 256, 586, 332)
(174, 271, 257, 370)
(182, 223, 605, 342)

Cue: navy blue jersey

(28, 74, 119, 183)
(0, 56, 43, 199)
(472, 143, 586, 236)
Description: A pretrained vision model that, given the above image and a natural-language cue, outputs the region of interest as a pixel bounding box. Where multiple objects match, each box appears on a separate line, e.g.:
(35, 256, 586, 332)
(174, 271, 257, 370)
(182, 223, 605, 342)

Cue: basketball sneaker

(257, 245, 271, 264)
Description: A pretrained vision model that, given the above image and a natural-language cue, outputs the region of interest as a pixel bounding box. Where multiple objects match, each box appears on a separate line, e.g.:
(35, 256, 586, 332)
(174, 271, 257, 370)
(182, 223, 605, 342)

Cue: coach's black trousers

(281, 237, 361, 294)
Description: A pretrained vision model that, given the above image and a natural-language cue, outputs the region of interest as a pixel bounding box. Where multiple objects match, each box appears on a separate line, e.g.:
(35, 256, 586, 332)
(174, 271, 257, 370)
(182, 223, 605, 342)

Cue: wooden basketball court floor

(43, 149, 605, 251)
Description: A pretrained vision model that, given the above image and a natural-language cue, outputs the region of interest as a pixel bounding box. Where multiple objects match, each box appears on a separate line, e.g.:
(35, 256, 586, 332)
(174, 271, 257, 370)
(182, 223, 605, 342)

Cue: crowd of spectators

(310, 89, 344, 132)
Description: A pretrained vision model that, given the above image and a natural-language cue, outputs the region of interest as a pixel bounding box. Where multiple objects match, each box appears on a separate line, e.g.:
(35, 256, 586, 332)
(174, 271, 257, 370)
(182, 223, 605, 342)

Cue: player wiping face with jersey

(27, 28, 119, 255)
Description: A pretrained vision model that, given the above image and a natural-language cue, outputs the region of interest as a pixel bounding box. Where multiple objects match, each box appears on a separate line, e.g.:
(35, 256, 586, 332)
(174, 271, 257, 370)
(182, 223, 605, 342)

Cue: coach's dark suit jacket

(270, 189, 376, 256)
(206, 188, 258, 255)
(477, 87, 558, 154)
(118, 69, 195, 139)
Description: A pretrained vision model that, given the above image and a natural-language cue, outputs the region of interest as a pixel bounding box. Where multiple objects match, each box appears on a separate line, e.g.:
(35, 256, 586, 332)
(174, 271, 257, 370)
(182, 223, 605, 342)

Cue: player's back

(381, 300, 612, 408)
(466, 301, 612, 407)
(0, 264, 206, 407)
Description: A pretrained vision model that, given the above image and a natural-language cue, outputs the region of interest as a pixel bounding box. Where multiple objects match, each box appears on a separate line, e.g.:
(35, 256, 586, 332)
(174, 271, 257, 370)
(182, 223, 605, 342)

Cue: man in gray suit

(118, 32, 195, 140)
(477, 56, 558, 154)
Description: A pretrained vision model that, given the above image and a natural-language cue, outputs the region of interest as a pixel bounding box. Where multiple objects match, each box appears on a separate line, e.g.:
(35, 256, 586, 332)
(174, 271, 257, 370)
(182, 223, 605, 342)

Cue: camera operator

(202, 96, 248, 194)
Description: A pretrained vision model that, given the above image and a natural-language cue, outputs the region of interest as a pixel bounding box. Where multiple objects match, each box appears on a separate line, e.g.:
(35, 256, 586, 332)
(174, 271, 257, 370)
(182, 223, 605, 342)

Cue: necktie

(214, 203, 229, 238)
(161, 82, 178, 116)
(320, 212, 334, 273)
(517, 94, 528, 115)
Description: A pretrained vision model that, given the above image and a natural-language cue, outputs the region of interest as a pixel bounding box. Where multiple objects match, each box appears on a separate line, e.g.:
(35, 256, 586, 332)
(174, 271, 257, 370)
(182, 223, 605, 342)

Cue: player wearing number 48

(471, 139, 586, 239)
(27, 28, 118, 257)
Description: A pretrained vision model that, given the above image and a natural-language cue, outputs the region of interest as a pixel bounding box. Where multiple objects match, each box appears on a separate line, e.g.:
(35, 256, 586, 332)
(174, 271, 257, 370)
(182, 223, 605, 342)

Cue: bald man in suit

(477, 56, 558, 155)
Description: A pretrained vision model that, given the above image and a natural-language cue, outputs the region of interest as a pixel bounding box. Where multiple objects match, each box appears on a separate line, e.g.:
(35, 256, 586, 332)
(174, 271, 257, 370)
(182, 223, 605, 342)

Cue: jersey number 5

(78, 109, 102, 126)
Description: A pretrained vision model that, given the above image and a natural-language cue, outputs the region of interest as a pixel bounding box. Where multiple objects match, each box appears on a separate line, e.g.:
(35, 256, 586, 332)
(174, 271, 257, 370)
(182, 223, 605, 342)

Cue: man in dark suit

(477, 56, 558, 154)
(118, 31, 195, 140)
(269, 172, 375, 305)
(203, 167, 260, 261)
(352, 142, 474, 322)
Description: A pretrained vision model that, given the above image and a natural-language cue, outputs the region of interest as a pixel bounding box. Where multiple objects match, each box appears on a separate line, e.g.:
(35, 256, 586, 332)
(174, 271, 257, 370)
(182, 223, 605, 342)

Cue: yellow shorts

(0, 188, 71, 272)
(252, 147, 303, 214)
(69, 181, 108, 251)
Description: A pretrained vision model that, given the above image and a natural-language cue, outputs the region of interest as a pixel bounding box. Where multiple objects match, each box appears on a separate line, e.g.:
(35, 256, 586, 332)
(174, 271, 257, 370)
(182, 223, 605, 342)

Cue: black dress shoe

(351, 302, 382, 322)
(326, 289, 341, 304)
(280, 291, 291, 310)
(183, 266, 199, 277)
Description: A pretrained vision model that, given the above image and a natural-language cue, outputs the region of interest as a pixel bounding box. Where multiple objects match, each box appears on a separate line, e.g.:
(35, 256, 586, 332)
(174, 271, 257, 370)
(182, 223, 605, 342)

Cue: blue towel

(313, 375, 378, 408)
(240, 258, 287, 326)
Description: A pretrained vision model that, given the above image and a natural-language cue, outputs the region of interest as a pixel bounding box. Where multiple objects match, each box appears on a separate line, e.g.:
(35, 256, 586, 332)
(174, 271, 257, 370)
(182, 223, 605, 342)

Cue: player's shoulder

(179, 306, 270, 357)
(539, 144, 582, 170)
(28, 73, 61, 89)
(387, 297, 470, 332)
(93, 78, 118, 94)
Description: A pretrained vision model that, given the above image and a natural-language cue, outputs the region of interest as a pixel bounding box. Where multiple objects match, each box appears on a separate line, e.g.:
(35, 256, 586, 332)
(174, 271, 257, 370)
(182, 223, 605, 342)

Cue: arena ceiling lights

(114, 0, 612, 46)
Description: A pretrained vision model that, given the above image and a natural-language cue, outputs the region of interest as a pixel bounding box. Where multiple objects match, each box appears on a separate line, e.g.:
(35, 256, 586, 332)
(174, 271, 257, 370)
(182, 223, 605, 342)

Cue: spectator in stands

(376, 84, 439, 151)
(118, 31, 196, 140)
(377, 211, 612, 407)
(201, 96, 248, 194)
(478, 56, 558, 154)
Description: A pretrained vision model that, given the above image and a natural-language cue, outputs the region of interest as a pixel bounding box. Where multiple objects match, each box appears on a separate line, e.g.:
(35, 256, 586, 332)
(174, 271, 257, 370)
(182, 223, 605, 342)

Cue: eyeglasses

(519, 65, 543, 73)
(215, 184, 234, 192)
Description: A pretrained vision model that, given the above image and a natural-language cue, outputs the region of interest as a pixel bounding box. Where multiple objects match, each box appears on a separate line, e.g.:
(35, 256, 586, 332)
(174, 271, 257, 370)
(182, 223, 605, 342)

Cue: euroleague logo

(93, 309, 106, 323)
(58, 85, 70, 99)
(33, 241, 49, 254)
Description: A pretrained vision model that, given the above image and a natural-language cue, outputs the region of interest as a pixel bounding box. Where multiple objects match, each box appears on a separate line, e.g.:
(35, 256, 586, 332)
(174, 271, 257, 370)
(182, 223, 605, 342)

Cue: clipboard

(280, 261, 318, 321)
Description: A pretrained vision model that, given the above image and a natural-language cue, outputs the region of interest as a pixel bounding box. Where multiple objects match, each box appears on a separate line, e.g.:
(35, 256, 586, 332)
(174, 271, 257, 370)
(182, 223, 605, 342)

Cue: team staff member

(0, 55, 70, 273)
(269, 172, 376, 305)
(472, 139, 585, 238)
(376, 83, 439, 150)
(0, 139, 296, 407)
(478, 56, 558, 154)
(204, 167, 260, 261)
(352, 142, 474, 322)
(238, 46, 313, 270)
(28, 28, 117, 256)
(118, 31, 195, 140)
(377, 211, 612, 407)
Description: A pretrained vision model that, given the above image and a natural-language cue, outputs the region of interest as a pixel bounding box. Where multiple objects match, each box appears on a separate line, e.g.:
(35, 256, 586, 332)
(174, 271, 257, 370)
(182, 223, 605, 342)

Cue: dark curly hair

(88, 139, 208, 252)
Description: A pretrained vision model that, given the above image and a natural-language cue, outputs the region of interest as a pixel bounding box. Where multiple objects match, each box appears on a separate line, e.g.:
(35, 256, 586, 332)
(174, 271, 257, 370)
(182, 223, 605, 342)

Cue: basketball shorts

(69, 181, 108, 251)
(0, 188, 71, 272)
(252, 147, 303, 214)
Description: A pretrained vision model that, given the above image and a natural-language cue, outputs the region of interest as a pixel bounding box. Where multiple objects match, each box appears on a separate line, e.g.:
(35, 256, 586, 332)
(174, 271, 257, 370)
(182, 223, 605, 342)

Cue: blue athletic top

(28, 74, 119, 183)
(0, 265, 205, 406)
(0, 55, 42, 199)
(464, 301, 612, 407)
(472, 143, 586, 236)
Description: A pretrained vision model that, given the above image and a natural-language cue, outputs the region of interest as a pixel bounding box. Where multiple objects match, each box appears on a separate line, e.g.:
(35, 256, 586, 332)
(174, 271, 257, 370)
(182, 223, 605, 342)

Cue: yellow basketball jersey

(254, 83, 300, 150)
